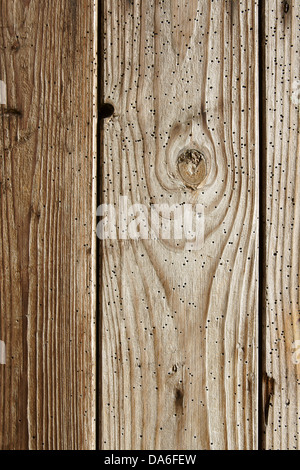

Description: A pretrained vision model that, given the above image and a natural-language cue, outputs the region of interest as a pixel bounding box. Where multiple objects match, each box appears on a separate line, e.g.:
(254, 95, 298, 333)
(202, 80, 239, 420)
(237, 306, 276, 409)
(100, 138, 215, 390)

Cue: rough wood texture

(100, 0, 259, 450)
(0, 0, 97, 449)
(262, 0, 300, 450)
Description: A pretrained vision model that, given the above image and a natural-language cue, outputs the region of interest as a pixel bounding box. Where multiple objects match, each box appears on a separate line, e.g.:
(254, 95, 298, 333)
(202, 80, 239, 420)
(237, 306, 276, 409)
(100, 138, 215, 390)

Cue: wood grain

(0, 0, 97, 449)
(100, 0, 259, 450)
(262, 0, 300, 450)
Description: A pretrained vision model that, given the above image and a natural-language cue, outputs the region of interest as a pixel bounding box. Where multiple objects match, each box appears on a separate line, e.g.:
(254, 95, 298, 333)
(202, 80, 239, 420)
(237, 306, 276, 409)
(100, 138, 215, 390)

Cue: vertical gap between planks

(258, 0, 267, 450)
(97, 0, 104, 451)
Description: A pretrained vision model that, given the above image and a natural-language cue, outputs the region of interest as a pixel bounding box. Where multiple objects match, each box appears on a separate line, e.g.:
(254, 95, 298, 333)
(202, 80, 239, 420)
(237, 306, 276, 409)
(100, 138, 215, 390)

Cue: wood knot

(175, 388, 184, 409)
(263, 373, 275, 426)
(11, 40, 20, 52)
(177, 149, 207, 190)
(0, 108, 22, 117)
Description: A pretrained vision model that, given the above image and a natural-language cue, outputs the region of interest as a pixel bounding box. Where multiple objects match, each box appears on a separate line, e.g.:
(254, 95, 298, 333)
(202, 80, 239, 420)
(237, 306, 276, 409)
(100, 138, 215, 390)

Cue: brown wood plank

(0, 0, 97, 449)
(100, 0, 259, 450)
(262, 0, 300, 450)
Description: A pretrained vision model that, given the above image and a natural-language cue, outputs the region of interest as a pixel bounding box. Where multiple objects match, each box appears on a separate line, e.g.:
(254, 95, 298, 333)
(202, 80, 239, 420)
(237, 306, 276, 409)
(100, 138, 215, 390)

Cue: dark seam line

(96, 0, 104, 451)
(258, 0, 267, 451)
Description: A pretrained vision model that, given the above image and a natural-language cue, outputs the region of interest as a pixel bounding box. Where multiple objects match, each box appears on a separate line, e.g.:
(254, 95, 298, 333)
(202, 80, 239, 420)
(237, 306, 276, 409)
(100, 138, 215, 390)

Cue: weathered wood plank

(0, 0, 97, 449)
(100, 0, 259, 450)
(262, 0, 300, 450)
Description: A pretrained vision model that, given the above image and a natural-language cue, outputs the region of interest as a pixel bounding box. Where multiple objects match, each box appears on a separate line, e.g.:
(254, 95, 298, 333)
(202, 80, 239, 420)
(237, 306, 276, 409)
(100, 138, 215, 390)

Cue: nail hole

(100, 103, 114, 119)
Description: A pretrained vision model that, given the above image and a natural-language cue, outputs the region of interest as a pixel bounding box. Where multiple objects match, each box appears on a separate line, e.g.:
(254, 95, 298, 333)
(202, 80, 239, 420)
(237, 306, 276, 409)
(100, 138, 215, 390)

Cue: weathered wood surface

(262, 0, 300, 450)
(0, 0, 97, 449)
(1, 0, 298, 452)
(100, 0, 259, 450)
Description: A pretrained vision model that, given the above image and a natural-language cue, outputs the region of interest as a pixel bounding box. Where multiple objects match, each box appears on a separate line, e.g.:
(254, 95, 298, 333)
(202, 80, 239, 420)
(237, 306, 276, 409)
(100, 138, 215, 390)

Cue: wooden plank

(262, 0, 300, 450)
(0, 0, 97, 449)
(100, 0, 259, 450)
